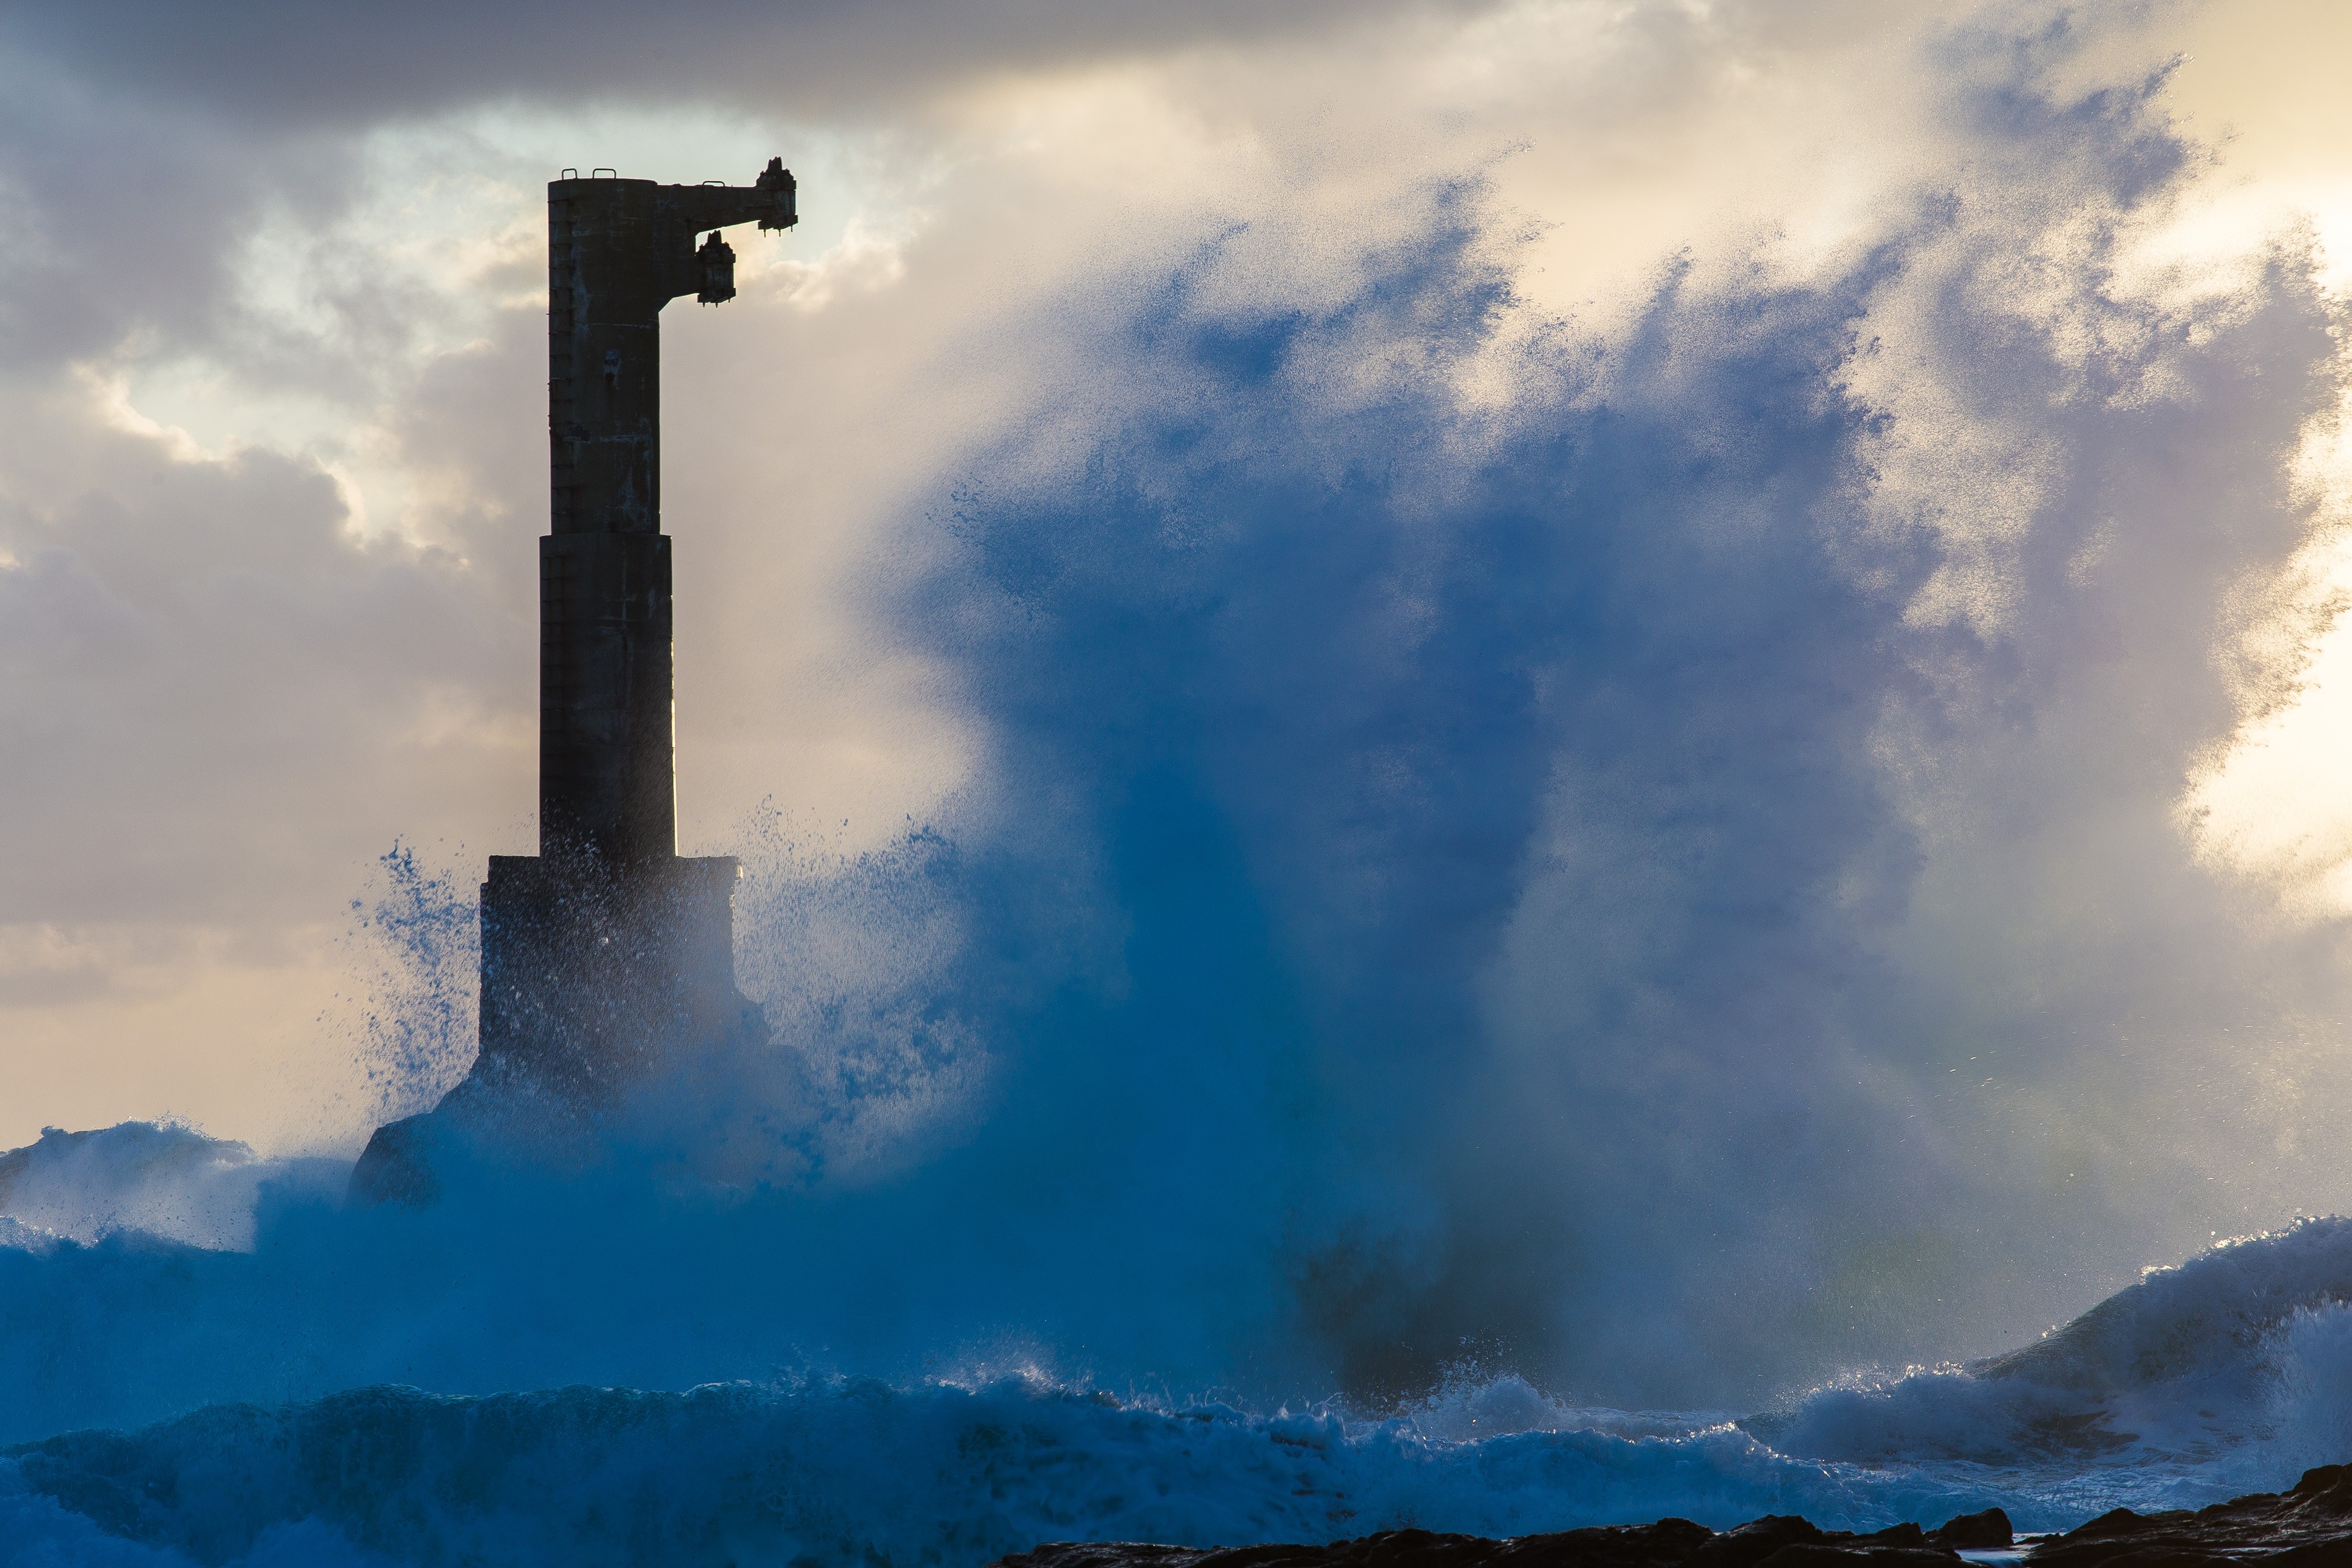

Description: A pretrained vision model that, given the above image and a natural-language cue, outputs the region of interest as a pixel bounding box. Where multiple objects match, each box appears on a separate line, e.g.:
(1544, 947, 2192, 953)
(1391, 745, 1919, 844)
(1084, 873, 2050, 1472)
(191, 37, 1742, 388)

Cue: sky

(11, 0, 2352, 1398)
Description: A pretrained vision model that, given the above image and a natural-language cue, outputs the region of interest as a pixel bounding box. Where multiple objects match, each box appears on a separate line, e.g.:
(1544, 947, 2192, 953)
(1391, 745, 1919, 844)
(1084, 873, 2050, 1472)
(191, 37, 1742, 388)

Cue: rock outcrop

(991, 1510, 2010, 1568)
(2028, 1463, 2352, 1566)
(990, 1473, 2352, 1568)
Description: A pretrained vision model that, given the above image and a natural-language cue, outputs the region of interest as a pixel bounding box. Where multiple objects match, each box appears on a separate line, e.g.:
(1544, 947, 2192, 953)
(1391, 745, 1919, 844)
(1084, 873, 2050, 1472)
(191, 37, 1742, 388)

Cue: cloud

(0, 0, 1507, 127)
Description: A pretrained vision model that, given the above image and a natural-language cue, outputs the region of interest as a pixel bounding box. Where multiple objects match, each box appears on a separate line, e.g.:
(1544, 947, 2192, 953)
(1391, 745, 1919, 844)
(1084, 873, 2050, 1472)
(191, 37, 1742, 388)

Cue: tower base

(350, 851, 761, 1204)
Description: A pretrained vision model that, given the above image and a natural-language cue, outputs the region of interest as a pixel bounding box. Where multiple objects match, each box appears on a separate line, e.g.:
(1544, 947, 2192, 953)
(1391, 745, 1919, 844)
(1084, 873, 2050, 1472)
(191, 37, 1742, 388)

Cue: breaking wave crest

(1768, 1218, 2352, 1477)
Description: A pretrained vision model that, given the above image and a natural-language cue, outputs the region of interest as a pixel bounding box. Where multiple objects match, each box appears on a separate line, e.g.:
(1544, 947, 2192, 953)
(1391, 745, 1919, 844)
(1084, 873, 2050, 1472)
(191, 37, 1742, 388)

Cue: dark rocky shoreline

(995, 1463, 2352, 1568)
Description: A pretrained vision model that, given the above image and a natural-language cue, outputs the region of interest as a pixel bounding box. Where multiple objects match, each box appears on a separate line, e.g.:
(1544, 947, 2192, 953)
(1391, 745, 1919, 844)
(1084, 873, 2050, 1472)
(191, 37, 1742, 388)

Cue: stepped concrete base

(350, 851, 761, 1205)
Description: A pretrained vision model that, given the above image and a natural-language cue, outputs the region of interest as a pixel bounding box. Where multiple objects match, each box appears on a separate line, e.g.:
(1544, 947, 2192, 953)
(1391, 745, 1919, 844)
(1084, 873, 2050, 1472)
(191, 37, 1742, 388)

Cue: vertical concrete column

(538, 532, 675, 866)
(548, 178, 664, 537)
(545, 177, 671, 865)
(536, 166, 789, 866)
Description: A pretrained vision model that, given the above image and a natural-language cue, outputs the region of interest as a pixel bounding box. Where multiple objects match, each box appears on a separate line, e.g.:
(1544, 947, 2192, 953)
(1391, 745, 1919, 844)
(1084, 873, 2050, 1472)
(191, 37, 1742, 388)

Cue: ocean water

(7, 1119, 2352, 1567)
(12, 17, 2352, 1567)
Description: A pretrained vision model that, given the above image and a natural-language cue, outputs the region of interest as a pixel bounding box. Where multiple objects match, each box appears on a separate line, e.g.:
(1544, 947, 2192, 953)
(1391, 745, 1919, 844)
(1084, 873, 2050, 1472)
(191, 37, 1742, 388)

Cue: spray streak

(345, 841, 479, 1127)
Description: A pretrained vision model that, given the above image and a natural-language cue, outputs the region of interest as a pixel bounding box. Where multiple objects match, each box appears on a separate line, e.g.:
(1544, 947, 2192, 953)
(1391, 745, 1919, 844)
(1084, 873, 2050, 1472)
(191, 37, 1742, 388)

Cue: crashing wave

(8, 1222, 2352, 1567)
(0, 1376, 2014, 1568)
(0, 1123, 296, 1253)
(1764, 1218, 2352, 1477)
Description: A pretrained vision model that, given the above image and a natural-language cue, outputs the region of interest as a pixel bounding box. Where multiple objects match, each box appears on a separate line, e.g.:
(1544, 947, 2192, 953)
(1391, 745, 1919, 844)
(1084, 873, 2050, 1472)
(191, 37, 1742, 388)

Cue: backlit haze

(11, 0, 2352, 1407)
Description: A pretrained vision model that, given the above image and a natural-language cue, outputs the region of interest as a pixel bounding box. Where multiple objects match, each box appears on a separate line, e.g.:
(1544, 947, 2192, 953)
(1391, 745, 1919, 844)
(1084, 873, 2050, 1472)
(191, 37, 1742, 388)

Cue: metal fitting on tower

(696, 231, 736, 305)
(755, 156, 797, 231)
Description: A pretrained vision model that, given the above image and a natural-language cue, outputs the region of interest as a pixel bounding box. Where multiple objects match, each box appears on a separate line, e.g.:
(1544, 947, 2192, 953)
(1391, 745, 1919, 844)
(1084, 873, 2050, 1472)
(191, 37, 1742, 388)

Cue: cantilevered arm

(664, 157, 797, 233)
(650, 158, 797, 303)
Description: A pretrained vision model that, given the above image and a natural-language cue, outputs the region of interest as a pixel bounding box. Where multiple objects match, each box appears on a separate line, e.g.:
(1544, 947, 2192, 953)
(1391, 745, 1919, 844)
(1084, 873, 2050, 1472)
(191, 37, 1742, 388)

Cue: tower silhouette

(352, 160, 796, 1202)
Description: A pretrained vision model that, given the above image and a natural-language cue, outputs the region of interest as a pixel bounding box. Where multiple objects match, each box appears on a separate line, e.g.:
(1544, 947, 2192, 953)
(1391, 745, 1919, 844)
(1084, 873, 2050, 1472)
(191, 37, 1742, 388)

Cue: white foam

(0, 1123, 277, 1252)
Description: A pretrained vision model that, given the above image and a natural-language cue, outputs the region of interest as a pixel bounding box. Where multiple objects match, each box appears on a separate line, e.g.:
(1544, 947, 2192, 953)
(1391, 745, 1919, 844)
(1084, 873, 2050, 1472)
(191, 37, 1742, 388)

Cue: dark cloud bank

(0, 0, 1495, 126)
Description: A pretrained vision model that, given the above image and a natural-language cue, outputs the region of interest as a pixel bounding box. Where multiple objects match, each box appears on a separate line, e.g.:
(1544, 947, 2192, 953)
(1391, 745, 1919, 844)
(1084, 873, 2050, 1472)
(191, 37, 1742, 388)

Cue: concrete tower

(352, 161, 796, 1201)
